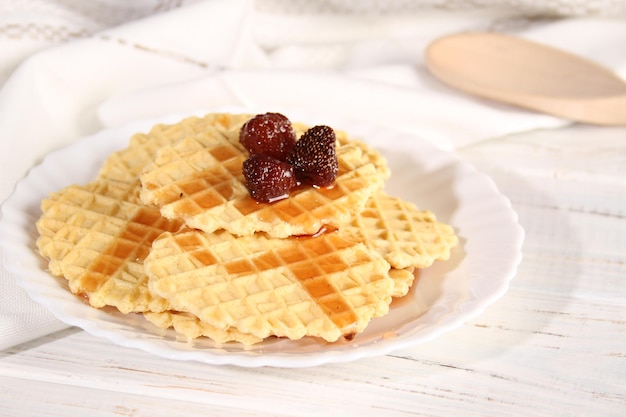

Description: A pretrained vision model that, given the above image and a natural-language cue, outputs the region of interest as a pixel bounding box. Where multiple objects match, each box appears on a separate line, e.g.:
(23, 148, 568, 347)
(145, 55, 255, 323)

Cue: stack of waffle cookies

(36, 113, 458, 345)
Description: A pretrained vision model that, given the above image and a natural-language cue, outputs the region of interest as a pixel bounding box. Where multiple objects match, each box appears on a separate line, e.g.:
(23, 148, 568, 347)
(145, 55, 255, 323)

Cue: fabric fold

(1, 2, 625, 350)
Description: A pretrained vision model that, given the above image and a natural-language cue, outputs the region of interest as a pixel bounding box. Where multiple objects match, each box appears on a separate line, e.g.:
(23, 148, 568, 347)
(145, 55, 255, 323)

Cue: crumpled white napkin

(2, 0, 626, 350)
(0, 0, 260, 350)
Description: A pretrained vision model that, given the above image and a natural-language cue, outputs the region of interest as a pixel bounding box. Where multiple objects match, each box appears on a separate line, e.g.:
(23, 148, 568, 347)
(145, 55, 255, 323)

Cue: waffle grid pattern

(141, 130, 386, 238)
(346, 192, 458, 270)
(35, 112, 458, 345)
(145, 229, 393, 341)
(144, 310, 263, 345)
(141, 129, 248, 214)
(99, 113, 251, 184)
(36, 181, 182, 313)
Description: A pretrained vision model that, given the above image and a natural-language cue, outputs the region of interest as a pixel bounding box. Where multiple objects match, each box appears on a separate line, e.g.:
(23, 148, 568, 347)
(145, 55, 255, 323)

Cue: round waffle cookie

(36, 180, 183, 313)
(139, 123, 388, 238)
(144, 227, 394, 342)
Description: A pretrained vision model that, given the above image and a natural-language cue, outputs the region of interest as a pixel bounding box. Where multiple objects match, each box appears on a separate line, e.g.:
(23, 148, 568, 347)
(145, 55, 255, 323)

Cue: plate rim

(0, 109, 524, 367)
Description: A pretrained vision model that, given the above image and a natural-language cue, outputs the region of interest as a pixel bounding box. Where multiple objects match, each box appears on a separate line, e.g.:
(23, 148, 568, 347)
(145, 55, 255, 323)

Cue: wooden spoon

(424, 32, 626, 125)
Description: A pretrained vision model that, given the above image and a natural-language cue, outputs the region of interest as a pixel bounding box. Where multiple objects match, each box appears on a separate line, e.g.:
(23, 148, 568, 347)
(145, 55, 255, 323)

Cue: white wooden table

(2, 122, 624, 416)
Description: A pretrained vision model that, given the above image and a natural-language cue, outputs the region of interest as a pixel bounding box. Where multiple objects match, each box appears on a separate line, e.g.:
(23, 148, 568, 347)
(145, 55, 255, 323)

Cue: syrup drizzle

(174, 231, 359, 330)
(151, 142, 366, 230)
(80, 207, 183, 292)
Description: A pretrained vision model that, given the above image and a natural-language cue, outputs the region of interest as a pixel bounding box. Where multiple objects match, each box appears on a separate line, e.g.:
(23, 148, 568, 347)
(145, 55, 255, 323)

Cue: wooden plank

(2, 284, 624, 416)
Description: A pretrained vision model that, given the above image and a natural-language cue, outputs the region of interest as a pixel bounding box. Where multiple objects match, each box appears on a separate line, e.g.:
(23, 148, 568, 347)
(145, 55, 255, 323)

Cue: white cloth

(1, 0, 626, 350)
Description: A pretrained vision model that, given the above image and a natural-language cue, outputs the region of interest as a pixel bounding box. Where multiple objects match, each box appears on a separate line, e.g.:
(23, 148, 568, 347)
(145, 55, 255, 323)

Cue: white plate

(0, 110, 523, 367)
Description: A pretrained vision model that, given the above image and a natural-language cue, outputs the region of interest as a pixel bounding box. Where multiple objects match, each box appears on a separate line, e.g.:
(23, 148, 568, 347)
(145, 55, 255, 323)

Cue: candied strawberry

(242, 154, 297, 203)
(239, 113, 296, 161)
(288, 125, 338, 187)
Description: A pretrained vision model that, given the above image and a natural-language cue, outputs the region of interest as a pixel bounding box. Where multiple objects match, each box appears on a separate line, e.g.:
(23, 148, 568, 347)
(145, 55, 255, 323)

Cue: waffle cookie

(388, 268, 418, 298)
(97, 113, 252, 204)
(36, 180, 183, 313)
(144, 227, 394, 342)
(345, 192, 457, 297)
(348, 192, 458, 270)
(99, 113, 252, 185)
(139, 124, 387, 238)
(35, 111, 459, 347)
(145, 268, 413, 343)
(144, 311, 263, 345)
